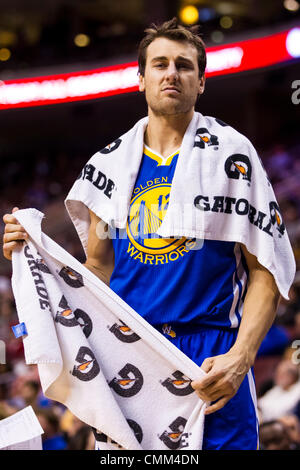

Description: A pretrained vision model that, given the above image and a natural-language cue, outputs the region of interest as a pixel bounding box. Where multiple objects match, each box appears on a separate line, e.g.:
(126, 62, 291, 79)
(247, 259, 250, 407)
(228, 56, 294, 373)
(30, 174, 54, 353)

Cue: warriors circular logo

(109, 363, 144, 397)
(127, 183, 189, 258)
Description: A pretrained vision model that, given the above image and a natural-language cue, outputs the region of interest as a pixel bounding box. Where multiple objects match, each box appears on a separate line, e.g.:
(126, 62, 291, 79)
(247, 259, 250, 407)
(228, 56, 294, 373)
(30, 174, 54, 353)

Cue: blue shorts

(156, 324, 259, 450)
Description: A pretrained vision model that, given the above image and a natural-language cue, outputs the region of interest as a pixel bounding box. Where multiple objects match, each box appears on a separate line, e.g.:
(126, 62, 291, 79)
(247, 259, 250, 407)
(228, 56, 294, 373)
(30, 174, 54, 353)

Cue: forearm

(230, 268, 281, 369)
(191, 250, 282, 414)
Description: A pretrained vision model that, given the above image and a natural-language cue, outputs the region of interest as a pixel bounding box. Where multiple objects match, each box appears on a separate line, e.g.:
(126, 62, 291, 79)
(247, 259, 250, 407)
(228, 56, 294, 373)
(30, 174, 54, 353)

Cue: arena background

(0, 0, 300, 451)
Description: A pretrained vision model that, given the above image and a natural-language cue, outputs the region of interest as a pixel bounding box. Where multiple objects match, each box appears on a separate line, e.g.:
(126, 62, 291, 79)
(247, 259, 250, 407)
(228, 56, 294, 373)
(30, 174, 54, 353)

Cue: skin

(2, 37, 281, 415)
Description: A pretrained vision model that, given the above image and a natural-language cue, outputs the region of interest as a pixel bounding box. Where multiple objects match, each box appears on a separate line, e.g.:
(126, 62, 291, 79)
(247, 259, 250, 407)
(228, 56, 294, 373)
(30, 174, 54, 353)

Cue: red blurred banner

(0, 27, 299, 109)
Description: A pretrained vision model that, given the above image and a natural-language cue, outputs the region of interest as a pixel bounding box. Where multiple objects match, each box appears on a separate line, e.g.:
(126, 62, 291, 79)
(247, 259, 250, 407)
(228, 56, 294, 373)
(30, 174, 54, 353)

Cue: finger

(200, 357, 214, 373)
(12, 207, 19, 213)
(4, 223, 26, 234)
(193, 384, 225, 403)
(3, 241, 21, 260)
(192, 370, 223, 391)
(204, 396, 231, 415)
(3, 231, 27, 243)
(3, 213, 19, 225)
(191, 357, 215, 390)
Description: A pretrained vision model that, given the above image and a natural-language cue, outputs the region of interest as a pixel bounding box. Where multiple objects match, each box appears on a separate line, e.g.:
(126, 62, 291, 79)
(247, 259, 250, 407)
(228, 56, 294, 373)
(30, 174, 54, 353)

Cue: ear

(198, 74, 206, 95)
(139, 73, 145, 92)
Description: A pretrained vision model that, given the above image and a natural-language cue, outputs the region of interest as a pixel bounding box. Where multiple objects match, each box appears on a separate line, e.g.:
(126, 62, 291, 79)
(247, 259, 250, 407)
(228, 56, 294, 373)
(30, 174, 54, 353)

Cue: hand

(2, 207, 28, 260)
(191, 350, 250, 415)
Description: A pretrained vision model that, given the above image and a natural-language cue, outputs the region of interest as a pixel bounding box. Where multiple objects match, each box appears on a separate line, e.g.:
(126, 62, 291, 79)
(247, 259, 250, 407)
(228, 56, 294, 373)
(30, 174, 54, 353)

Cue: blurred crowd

(0, 140, 300, 450)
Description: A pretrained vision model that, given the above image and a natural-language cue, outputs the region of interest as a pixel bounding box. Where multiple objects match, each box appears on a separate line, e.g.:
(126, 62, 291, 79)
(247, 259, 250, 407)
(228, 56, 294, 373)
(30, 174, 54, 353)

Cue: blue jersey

(109, 145, 249, 332)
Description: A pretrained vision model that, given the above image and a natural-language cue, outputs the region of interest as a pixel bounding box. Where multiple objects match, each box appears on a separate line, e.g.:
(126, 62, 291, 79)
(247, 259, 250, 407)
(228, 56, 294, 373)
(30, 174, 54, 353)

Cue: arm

(83, 209, 115, 286)
(191, 243, 281, 414)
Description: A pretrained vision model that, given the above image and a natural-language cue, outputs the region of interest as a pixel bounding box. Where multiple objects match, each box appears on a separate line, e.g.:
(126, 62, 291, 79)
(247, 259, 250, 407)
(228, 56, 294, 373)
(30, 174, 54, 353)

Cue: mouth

(162, 87, 181, 94)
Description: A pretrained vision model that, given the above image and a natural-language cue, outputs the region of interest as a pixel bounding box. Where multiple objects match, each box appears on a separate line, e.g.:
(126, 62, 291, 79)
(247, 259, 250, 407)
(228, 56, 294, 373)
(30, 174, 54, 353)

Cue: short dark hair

(138, 17, 206, 78)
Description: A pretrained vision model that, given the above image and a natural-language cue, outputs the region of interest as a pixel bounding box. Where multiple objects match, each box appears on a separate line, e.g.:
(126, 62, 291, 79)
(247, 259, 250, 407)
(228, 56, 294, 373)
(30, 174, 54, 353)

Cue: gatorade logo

(194, 127, 219, 149)
(59, 266, 84, 288)
(269, 201, 285, 236)
(74, 308, 93, 338)
(72, 346, 100, 382)
(55, 295, 78, 327)
(55, 297, 92, 337)
(161, 370, 194, 396)
(127, 419, 143, 444)
(109, 320, 141, 343)
(159, 416, 189, 450)
(224, 154, 252, 183)
(109, 363, 144, 397)
(99, 138, 122, 154)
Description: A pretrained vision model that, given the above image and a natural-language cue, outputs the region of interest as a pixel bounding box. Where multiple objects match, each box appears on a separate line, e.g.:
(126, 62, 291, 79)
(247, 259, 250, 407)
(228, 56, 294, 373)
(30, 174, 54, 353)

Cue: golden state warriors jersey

(109, 145, 249, 330)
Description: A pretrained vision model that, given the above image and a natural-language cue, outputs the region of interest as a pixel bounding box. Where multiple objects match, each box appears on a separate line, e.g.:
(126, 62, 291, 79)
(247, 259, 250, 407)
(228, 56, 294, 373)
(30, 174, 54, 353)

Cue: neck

(144, 108, 194, 158)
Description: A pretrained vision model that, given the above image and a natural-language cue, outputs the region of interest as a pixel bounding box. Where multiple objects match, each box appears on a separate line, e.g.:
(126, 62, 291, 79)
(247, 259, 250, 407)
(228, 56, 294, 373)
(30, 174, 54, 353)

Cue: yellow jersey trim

(143, 145, 180, 167)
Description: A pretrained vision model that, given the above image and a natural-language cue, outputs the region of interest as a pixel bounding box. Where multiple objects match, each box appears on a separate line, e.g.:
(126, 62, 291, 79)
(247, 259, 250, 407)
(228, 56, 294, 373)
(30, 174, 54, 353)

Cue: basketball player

(3, 18, 284, 449)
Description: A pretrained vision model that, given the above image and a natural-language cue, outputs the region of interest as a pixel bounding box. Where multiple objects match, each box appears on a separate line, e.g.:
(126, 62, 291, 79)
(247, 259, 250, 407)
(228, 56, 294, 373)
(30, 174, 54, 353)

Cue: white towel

(65, 111, 296, 300)
(11, 208, 207, 451)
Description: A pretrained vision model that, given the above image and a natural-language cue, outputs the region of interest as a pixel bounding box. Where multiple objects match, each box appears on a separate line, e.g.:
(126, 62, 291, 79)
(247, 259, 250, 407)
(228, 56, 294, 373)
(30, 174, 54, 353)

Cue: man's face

(139, 37, 205, 116)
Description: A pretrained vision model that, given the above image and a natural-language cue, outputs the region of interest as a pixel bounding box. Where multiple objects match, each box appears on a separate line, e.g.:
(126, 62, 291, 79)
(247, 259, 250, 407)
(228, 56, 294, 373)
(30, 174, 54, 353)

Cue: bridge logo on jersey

(193, 127, 219, 149)
(159, 416, 189, 450)
(269, 201, 285, 236)
(109, 363, 144, 397)
(71, 346, 100, 382)
(224, 154, 252, 183)
(161, 370, 194, 396)
(58, 266, 84, 288)
(109, 320, 141, 343)
(126, 181, 197, 265)
(99, 138, 122, 154)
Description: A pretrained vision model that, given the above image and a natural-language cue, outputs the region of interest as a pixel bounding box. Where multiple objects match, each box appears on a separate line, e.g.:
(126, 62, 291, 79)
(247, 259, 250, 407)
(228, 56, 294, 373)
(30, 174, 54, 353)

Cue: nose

(166, 62, 178, 81)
